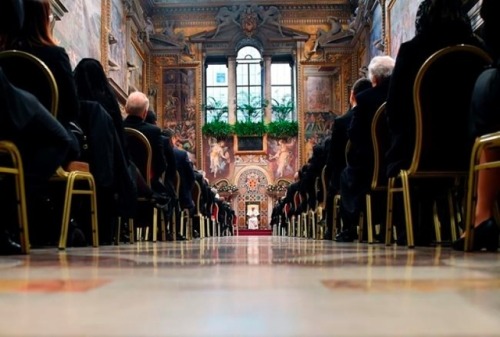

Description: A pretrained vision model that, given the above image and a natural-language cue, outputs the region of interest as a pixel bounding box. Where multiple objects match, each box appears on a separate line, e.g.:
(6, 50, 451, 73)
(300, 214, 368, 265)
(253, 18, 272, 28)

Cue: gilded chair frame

(385, 44, 492, 248)
(0, 50, 98, 250)
(123, 127, 166, 242)
(464, 131, 500, 251)
(365, 102, 388, 244)
(0, 141, 29, 253)
(192, 180, 206, 238)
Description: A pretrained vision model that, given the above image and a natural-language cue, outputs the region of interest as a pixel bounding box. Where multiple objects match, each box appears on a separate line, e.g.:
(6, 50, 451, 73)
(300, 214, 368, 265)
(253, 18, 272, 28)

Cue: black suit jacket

(385, 33, 483, 177)
(326, 107, 355, 193)
(347, 78, 390, 173)
(123, 115, 167, 182)
(174, 147, 195, 209)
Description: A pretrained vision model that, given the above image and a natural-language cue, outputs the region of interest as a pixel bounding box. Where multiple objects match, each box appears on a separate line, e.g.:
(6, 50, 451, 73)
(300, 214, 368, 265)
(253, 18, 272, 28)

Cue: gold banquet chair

(123, 127, 166, 242)
(365, 102, 389, 244)
(175, 170, 192, 240)
(0, 50, 98, 250)
(464, 131, 500, 251)
(192, 180, 206, 238)
(0, 141, 29, 254)
(385, 44, 492, 248)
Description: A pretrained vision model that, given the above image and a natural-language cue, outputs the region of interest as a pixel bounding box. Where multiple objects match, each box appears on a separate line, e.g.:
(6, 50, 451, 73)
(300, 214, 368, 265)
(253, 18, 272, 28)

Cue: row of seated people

(0, 0, 236, 254)
(272, 0, 500, 252)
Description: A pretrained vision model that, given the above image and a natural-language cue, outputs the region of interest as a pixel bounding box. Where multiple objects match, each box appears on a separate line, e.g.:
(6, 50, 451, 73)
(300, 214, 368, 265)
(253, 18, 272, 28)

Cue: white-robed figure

(247, 206, 260, 229)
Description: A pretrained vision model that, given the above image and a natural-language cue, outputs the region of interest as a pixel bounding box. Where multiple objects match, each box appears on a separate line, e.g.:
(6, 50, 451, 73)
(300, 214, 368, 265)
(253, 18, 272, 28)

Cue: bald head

(125, 91, 149, 118)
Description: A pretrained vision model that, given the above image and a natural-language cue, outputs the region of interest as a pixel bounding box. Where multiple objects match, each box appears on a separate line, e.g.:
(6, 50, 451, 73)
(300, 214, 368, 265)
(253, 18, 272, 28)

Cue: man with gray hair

(335, 55, 395, 242)
(124, 91, 170, 205)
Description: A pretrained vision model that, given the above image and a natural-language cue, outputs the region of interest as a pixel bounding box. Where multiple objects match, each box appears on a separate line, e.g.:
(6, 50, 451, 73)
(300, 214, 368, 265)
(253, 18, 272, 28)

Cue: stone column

(263, 56, 272, 123)
(228, 56, 236, 124)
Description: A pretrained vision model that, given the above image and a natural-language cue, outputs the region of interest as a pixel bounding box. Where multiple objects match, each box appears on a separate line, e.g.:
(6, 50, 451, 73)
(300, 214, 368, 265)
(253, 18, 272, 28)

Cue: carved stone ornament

(241, 8, 258, 37)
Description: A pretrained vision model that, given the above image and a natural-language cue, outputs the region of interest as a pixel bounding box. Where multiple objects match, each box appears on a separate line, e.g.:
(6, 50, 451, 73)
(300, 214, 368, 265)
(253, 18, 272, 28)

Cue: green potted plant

(235, 92, 267, 136)
(267, 97, 298, 138)
(202, 97, 234, 138)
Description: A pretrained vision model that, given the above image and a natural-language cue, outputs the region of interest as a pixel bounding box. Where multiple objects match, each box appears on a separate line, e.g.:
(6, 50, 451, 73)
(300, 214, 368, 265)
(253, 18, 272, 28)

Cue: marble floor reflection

(1, 236, 500, 337)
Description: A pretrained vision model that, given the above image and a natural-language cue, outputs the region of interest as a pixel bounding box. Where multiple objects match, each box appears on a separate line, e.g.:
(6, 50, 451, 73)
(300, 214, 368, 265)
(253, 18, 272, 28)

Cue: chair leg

(161, 211, 167, 241)
(432, 200, 442, 244)
(366, 194, 374, 244)
(357, 212, 365, 242)
(115, 216, 122, 245)
(15, 170, 29, 254)
(58, 175, 75, 250)
(448, 190, 458, 242)
(385, 178, 395, 246)
(88, 176, 98, 248)
(152, 208, 158, 242)
(400, 171, 415, 248)
(129, 219, 135, 244)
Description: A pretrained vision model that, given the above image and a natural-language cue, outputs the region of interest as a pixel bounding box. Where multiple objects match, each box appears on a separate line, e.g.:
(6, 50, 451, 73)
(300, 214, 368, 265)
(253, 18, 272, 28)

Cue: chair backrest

(411, 44, 492, 174)
(192, 180, 202, 212)
(211, 202, 219, 220)
(0, 50, 58, 116)
(370, 102, 389, 189)
(124, 127, 152, 187)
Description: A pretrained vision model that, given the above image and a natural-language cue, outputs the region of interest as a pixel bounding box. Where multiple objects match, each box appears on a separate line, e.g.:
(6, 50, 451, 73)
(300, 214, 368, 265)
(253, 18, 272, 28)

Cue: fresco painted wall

(387, 0, 420, 58)
(127, 43, 144, 93)
(109, 0, 127, 91)
(369, 1, 384, 58)
(162, 68, 197, 164)
(53, 0, 101, 69)
(203, 136, 234, 181)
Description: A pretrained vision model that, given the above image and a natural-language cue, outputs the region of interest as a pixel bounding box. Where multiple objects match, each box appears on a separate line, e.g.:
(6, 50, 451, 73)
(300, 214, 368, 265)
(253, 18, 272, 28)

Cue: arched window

(236, 46, 263, 123)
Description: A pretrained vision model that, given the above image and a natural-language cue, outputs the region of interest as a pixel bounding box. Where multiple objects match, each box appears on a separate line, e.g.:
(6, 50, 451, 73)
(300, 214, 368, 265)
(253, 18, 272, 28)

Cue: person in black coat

(73, 58, 128, 161)
(335, 55, 395, 242)
(324, 77, 372, 237)
(78, 100, 137, 244)
(452, 0, 500, 251)
(2, 0, 81, 164)
(0, 68, 72, 253)
(384, 0, 484, 245)
(124, 92, 168, 195)
(385, 0, 483, 178)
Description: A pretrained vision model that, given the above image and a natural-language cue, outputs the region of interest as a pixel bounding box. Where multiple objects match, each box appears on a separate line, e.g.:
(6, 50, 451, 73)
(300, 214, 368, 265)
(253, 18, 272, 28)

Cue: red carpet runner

(237, 229, 273, 236)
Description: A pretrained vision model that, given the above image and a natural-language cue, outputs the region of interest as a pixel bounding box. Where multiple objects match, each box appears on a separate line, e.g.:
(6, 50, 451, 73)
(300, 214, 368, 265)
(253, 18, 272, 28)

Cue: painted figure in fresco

(269, 138, 296, 178)
(209, 137, 230, 178)
(247, 206, 260, 229)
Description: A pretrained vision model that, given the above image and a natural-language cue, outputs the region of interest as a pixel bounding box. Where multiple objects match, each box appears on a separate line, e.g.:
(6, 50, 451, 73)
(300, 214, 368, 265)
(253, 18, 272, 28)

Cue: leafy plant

(271, 97, 294, 122)
(267, 97, 298, 138)
(201, 121, 233, 138)
(233, 121, 267, 136)
(266, 120, 298, 138)
(236, 92, 267, 123)
(204, 97, 228, 123)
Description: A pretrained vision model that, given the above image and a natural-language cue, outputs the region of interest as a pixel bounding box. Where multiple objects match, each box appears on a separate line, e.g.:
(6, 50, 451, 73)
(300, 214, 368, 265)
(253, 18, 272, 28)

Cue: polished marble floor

(0, 236, 500, 337)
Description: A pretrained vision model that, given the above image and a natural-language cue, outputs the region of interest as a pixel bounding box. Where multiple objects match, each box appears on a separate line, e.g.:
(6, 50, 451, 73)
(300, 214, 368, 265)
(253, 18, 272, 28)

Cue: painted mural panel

(203, 137, 234, 181)
(53, 0, 101, 68)
(369, 1, 384, 58)
(306, 76, 332, 112)
(162, 68, 197, 164)
(267, 137, 297, 180)
(127, 43, 144, 93)
(109, 0, 127, 91)
(388, 0, 420, 58)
